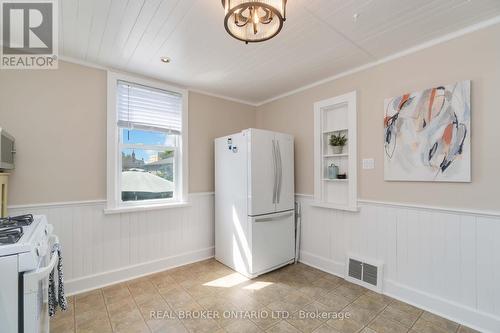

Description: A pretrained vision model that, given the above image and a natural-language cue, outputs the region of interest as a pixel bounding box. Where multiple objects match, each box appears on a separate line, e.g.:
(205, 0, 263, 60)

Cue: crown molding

(58, 15, 500, 109)
(255, 15, 500, 107)
(58, 55, 109, 71)
(188, 89, 258, 107)
(58, 56, 258, 107)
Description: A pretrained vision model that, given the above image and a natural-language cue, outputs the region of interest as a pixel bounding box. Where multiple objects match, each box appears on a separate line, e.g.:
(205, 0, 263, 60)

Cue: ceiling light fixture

(221, 0, 287, 44)
(160, 57, 171, 63)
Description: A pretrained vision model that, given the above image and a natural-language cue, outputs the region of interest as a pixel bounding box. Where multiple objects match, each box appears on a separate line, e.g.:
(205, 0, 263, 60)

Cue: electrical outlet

(362, 158, 375, 170)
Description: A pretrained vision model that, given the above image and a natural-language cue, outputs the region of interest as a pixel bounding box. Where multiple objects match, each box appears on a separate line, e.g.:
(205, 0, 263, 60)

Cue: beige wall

(0, 62, 107, 205)
(257, 23, 500, 211)
(0, 61, 256, 205)
(188, 92, 256, 193)
(2, 24, 499, 210)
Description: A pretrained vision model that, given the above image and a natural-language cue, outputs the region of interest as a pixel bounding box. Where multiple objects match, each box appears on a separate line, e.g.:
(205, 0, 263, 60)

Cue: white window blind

(117, 80, 183, 134)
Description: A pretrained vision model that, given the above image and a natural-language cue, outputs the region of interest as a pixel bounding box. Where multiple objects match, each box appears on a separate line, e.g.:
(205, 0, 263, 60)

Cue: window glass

(121, 128, 177, 146)
(121, 147, 175, 202)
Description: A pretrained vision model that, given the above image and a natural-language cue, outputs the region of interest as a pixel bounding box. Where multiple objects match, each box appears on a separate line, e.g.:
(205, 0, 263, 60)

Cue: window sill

(104, 201, 191, 215)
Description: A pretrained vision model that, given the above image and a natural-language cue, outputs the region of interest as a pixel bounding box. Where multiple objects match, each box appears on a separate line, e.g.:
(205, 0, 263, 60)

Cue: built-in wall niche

(313, 91, 358, 211)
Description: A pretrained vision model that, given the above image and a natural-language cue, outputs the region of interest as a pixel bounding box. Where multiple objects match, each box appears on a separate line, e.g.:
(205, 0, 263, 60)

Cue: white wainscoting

(9, 193, 215, 295)
(296, 194, 500, 333)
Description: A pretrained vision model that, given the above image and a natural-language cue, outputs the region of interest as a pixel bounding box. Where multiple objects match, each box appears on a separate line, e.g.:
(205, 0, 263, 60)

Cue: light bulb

(253, 8, 259, 24)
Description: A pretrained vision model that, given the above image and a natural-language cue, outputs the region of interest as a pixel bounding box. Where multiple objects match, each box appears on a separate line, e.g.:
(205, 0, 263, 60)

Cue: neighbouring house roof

(121, 171, 174, 193)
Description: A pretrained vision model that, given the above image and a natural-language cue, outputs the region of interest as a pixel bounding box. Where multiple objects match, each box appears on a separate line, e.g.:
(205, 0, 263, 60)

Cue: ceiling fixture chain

(221, 0, 287, 44)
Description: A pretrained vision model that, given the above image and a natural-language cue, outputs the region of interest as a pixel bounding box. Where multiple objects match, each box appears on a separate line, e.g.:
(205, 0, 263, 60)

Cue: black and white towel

(48, 243, 68, 317)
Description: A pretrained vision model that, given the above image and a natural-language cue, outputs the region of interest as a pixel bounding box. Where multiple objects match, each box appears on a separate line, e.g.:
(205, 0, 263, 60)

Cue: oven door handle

(24, 235, 60, 294)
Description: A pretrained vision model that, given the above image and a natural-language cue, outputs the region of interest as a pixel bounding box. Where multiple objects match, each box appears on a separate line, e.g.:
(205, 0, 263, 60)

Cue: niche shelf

(312, 91, 358, 212)
(323, 153, 349, 158)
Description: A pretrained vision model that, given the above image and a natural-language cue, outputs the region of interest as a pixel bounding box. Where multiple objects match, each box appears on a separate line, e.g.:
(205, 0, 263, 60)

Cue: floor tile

(457, 326, 480, 333)
(283, 291, 314, 308)
(75, 308, 109, 324)
(232, 294, 268, 311)
(300, 285, 333, 299)
(363, 291, 393, 306)
(311, 277, 342, 291)
(286, 301, 334, 332)
(225, 319, 264, 333)
(316, 292, 351, 312)
(181, 317, 221, 333)
(50, 316, 75, 333)
(412, 317, 454, 333)
(420, 312, 459, 332)
(312, 324, 341, 333)
(286, 312, 324, 333)
(326, 317, 363, 333)
(266, 321, 302, 333)
(267, 300, 302, 315)
(351, 294, 387, 313)
(113, 322, 150, 333)
(75, 316, 113, 333)
(389, 300, 422, 317)
(184, 284, 218, 299)
(106, 298, 138, 318)
(50, 259, 465, 333)
(162, 287, 197, 310)
(379, 304, 420, 328)
(103, 289, 133, 305)
(75, 289, 103, 303)
(137, 297, 172, 318)
(109, 308, 145, 331)
(331, 283, 366, 301)
(368, 316, 408, 333)
(251, 307, 282, 330)
(146, 318, 188, 333)
(342, 303, 380, 325)
(359, 328, 377, 333)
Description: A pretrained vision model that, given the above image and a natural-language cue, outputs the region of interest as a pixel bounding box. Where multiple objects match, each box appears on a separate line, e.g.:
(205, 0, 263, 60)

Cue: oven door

(22, 235, 59, 333)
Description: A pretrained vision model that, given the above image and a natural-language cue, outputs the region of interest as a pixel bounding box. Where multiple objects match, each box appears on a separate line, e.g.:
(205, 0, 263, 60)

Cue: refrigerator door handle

(276, 140, 283, 203)
(271, 139, 277, 204)
(255, 211, 294, 223)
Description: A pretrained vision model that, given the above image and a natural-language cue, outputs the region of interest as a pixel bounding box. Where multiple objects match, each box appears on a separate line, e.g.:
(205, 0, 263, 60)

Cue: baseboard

(299, 250, 500, 333)
(65, 247, 215, 296)
(384, 280, 500, 333)
(299, 250, 345, 278)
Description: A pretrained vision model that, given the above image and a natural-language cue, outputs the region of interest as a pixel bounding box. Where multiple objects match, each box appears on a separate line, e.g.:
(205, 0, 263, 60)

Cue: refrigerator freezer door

(215, 133, 249, 273)
(250, 211, 295, 275)
(275, 133, 295, 212)
(248, 129, 277, 216)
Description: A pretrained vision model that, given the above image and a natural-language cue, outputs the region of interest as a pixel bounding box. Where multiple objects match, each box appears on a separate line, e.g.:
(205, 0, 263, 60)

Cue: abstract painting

(384, 81, 471, 182)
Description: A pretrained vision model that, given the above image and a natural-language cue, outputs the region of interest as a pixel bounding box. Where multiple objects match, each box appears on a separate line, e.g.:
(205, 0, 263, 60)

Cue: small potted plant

(329, 134, 347, 154)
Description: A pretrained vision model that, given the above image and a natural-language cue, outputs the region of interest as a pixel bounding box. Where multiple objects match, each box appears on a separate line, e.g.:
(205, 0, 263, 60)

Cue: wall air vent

(345, 255, 383, 292)
(348, 258, 363, 280)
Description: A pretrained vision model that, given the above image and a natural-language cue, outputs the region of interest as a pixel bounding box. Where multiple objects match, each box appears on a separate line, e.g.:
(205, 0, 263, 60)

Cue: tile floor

(50, 259, 479, 333)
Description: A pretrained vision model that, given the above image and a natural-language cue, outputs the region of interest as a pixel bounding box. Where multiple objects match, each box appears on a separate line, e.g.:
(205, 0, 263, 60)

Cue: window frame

(106, 71, 189, 213)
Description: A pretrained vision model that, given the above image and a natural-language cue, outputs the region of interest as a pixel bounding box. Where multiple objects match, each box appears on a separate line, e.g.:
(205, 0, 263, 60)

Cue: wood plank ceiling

(59, 0, 500, 104)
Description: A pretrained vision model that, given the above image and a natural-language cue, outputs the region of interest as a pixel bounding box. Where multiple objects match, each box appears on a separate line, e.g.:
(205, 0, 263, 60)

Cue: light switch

(362, 158, 375, 170)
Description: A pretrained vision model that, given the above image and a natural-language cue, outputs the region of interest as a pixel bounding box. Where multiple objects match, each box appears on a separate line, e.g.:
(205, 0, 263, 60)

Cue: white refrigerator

(215, 128, 295, 278)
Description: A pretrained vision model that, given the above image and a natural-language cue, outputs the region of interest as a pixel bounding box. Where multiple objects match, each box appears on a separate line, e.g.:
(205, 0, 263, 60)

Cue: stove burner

(0, 214, 34, 227)
(0, 226, 23, 245)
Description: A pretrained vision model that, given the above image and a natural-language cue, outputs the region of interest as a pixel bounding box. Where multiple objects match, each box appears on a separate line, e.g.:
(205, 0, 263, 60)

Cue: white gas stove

(0, 214, 59, 333)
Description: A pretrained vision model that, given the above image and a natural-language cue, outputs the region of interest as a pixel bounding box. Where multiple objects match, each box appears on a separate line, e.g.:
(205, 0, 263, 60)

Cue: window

(107, 73, 188, 212)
